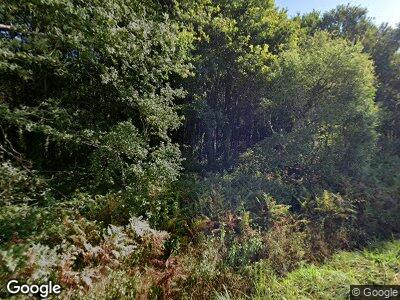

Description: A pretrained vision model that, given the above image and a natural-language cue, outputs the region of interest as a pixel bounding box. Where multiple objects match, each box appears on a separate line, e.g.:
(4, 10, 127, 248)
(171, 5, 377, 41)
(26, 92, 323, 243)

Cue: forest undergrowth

(0, 0, 399, 299)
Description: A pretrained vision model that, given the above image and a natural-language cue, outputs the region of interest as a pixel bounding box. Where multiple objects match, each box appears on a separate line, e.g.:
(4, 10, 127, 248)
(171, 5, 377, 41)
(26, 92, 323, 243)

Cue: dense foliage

(0, 0, 399, 299)
(176, 0, 299, 171)
(250, 32, 378, 188)
(0, 0, 192, 200)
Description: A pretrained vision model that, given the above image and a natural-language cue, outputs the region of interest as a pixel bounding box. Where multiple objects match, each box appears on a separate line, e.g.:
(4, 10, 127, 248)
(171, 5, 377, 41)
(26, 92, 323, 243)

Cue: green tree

(0, 0, 193, 203)
(319, 4, 374, 44)
(176, 0, 299, 171)
(369, 25, 400, 153)
(246, 32, 378, 188)
(301, 5, 400, 154)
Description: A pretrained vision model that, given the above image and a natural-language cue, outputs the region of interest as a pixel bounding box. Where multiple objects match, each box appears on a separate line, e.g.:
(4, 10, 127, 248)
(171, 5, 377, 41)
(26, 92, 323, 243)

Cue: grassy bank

(252, 240, 400, 300)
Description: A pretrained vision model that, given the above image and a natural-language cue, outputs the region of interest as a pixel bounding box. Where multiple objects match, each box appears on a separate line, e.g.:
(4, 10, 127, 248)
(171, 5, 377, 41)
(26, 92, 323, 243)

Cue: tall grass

(253, 240, 400, 299)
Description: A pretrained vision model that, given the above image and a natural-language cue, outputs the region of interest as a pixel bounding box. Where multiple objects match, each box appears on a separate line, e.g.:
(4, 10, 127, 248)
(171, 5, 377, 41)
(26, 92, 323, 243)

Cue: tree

(300, 5, 400, 155)
(369, 25, 400, 153)
(320, 4, 374, 44)
(245, 32, 378, 189)
(0, 0, 193, 202)
(176, 0, 299, 171)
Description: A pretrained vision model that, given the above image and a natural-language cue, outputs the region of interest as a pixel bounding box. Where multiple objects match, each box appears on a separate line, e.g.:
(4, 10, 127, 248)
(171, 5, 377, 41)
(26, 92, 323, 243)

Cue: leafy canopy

(0, 0, 194, 198)
(246, 32, 378, 189)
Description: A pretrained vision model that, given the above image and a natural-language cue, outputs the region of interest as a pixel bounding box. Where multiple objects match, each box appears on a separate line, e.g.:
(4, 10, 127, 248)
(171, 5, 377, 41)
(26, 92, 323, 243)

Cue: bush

(0, 216, 170, 296)
(0, 161, 51, 206)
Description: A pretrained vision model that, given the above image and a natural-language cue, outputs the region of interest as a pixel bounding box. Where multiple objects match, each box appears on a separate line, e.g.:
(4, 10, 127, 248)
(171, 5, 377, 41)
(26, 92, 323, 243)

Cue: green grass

(253, 240, 400, 300)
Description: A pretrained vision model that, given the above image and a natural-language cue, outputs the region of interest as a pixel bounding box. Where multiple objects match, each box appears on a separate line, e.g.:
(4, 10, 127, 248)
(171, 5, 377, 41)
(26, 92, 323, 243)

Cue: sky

(275, 0, 400, 27)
